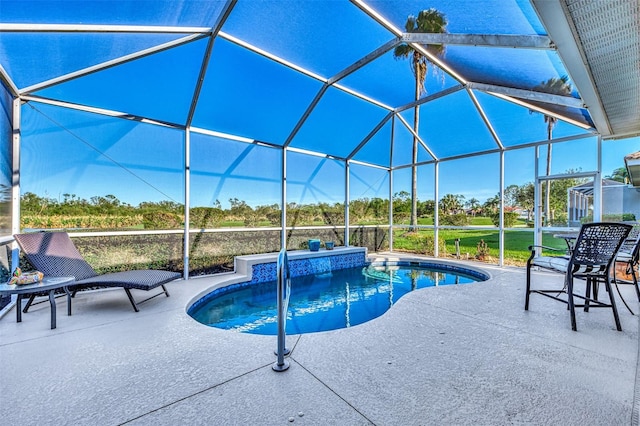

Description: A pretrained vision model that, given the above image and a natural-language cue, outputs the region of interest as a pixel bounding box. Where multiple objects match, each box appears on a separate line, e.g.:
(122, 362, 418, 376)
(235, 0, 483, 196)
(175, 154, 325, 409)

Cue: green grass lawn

(393, 228, 567, 265)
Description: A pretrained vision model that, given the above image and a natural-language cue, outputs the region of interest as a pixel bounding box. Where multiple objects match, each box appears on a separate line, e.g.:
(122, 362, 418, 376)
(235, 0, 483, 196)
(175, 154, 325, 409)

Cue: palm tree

(606, 167, 629, 184)
(394, 9, 447, 231)
(466, 197, 480, 216)
(440, 193, 463, 215)
(531, 76, 572, 226)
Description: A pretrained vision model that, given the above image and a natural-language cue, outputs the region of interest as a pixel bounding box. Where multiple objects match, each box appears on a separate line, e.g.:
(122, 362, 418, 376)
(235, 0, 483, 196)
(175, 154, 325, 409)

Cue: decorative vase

(325, 241, 334, 250)
(308, 239, 321, 251)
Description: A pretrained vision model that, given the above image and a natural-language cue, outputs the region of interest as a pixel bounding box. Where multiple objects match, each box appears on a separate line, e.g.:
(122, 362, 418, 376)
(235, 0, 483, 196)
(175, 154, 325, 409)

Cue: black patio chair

(613, 226, 640, 303)
(14, 232, 180, 312)
(525, 222, 632, 331)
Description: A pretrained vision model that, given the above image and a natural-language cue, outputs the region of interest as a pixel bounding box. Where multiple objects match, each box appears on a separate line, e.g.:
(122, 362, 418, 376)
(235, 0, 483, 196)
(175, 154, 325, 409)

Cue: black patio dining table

(552, 231, 579, 254)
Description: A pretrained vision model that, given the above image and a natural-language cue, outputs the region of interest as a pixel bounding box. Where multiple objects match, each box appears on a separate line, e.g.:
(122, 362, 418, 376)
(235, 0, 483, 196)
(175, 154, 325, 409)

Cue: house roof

(625, 151, 640, 187)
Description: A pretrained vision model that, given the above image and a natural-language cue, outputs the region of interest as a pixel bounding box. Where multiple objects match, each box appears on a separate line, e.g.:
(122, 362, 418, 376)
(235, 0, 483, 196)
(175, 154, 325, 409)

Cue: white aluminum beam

(183, 129, 191, 280)
(186, 0, 237, 127)
(333, 82, 393, 111)
(468, 82, 584, 109)
(433, 161, 439, 257)
(485, 91, 593, 130)
(534, 146, 541, 247)
(498, 150, 504, 266)
(283, 85, 329, 148)
(281, 147, 287, 249)
(594, 136, 602, 221)
(21, 33, 205, 94)
(344, 161, 350, 247)
(394, 113, 438, 161)
(391, 132, 595, 170)
(348, 159, 389, 171)
(286, 146, 346, 161)
(0, 23, 210, 34)
(395, 85, 465, 114)
(388, 168, 394, 249)
(11, 98, 21, 237)
(347, 112, 394, 160)
(389, 116, 395, 170)
(351, 0, 403, 37)
(11, 98, 20, 274)
(219, 31, 327, 83)
(402, 33, 554, 49)
(466, 88, 504, 150)
(21, 95, 185, 129)
(329, 38, 400, 85)
(0, 64, 19, 96)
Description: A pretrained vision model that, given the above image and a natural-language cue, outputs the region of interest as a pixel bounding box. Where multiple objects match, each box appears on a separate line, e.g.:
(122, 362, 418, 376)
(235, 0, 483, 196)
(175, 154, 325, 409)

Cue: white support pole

(281, 147, 287, 250)
(534, 146, 542, 248)
(183, 129, 190, 280)
(593, 136, 602, 221)
(344, 160, 350, 247)
(388, 116, 395, 252)
(11, 98, 21, 270)
(434, 161, 439, 257)
(566, 187, 571, 225)
(388, 168, 393, 251)
(499, 150, 505, 266)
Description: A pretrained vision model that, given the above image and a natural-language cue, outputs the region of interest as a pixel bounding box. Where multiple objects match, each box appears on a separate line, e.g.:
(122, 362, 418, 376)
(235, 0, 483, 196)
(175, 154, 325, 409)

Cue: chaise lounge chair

(14, 231, 181, 312)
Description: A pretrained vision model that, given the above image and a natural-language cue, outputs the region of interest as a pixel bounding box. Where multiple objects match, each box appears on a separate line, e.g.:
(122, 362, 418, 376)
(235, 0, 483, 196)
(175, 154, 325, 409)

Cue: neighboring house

(513, 207, 530, 220)
(625, 151, 640, 187)
(568, 178, 640, 225)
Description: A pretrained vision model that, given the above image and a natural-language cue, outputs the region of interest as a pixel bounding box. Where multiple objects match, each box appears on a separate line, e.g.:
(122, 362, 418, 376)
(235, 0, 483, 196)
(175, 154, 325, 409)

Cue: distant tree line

(18, 174, 593, 230)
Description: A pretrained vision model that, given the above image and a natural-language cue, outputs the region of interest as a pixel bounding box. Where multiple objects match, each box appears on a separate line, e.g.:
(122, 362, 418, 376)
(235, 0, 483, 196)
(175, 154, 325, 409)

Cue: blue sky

(4, 0, 639, 209)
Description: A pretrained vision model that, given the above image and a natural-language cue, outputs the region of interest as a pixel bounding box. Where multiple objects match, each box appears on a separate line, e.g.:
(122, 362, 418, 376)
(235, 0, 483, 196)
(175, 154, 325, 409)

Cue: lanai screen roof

(1, 0, 638, 167)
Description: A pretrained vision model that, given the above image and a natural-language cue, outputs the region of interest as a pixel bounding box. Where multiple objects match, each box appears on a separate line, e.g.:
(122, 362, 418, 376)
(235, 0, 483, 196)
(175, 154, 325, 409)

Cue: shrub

(440, 213, 469, 226)
(489, 211, 519, 227)
(142, 211, 182, 229)
(402, 232, 447, 256)
(190, 207, 225, 228)
(476, 239, 490, 259)
(581, 213, 636, 223)
(550, 212, 568, 227)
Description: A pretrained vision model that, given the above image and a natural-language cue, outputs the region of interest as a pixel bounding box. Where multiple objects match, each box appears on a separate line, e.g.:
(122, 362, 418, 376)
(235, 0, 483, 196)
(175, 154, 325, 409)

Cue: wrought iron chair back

(570, 223, 632, 271)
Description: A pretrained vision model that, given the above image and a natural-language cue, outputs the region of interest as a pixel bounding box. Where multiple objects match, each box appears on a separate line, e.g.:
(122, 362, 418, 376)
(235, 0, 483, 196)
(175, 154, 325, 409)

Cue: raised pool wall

(188, 246, 368, 309)
(236, 246, 368, 283)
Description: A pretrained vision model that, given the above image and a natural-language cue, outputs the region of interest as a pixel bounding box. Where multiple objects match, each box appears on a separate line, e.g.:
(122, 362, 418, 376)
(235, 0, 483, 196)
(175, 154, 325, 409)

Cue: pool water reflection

(188, 263, 487, 335)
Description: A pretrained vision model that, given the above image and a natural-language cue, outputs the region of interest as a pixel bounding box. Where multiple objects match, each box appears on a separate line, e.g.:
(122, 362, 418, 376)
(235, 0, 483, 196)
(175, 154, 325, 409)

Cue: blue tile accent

(249, 251, 367, 284)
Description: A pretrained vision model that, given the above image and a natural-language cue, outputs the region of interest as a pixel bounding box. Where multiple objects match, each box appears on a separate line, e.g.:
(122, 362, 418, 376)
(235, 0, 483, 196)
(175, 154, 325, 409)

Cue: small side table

(0, 276, 75, 329)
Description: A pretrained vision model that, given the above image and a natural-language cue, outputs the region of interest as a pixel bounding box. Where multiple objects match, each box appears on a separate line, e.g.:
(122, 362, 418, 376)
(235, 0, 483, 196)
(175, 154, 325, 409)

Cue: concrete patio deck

(1, 253, 638, 425)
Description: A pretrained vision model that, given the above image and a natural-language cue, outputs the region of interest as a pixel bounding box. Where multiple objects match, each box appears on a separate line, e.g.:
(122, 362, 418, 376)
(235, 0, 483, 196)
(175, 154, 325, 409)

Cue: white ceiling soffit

(533, 0, 640, 138)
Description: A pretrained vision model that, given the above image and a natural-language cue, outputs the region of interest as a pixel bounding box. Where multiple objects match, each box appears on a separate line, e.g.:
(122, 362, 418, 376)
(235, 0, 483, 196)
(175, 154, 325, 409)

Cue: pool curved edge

(185, 255, 493, 318)
(367, 256, 492, 282)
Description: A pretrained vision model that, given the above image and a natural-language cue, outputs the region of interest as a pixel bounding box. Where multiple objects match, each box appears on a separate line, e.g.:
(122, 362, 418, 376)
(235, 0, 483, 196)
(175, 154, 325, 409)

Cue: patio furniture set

(526, 222, 640, 331)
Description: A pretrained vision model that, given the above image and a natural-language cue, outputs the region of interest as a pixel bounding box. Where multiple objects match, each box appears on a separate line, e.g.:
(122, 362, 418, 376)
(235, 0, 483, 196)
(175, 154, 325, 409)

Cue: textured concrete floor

(1, 254, 638, 425)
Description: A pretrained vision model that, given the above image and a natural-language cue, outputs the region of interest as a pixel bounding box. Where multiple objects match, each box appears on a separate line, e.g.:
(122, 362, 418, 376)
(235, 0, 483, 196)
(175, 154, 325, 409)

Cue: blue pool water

(188, 262, 488, 335)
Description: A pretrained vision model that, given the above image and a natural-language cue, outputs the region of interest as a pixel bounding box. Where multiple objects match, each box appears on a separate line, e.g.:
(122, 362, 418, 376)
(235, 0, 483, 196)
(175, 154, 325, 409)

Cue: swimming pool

(188, 260, 489, 335)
